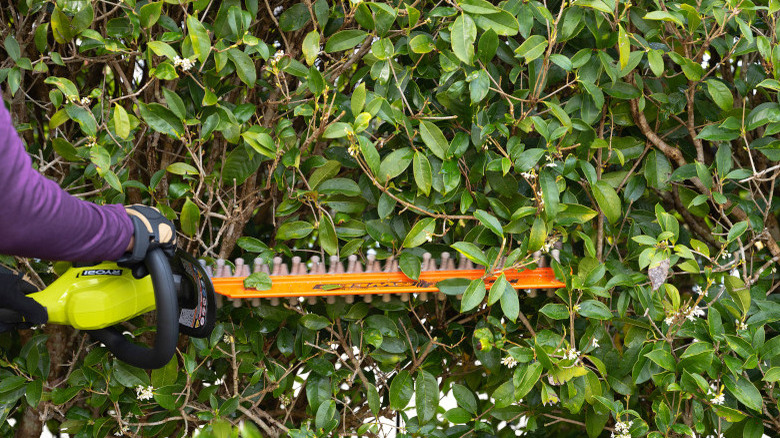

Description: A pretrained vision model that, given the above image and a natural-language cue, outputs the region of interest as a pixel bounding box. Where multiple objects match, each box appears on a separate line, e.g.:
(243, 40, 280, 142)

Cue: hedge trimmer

(208, 250, 565, 307)
(0, 249, 216, 369)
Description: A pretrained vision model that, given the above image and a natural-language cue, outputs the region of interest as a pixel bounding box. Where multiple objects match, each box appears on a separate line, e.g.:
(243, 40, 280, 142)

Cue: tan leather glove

(117, 205, 177, 266)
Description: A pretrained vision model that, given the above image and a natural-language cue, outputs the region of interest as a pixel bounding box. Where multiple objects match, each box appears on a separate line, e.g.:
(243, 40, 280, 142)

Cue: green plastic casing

(27, 262, 156, 330)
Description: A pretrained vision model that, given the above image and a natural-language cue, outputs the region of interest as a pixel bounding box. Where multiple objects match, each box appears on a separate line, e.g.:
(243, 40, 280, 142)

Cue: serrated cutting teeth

(206, 249, 565, 307)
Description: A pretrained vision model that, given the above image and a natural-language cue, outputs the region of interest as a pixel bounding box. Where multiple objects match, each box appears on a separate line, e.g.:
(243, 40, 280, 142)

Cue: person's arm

(0, 102, 134, 262)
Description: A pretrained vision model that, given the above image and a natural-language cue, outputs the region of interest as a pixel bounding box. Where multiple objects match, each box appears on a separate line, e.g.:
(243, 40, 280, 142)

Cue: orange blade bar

(212, 268, 564, 299)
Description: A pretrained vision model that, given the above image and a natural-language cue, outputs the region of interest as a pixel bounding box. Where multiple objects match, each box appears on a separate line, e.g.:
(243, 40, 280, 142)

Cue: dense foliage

(3, 0, 780, 436)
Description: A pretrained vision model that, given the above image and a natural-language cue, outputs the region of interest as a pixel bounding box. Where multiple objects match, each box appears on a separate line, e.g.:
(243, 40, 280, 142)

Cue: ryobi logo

(79, 269, 123, 277)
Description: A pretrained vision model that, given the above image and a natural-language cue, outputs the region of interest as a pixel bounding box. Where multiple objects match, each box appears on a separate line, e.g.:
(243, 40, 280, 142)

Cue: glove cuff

(116, 216, 150, 266)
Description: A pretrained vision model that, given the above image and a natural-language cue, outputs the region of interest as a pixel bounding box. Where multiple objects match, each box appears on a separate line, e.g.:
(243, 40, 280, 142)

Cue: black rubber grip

(87, 248, 179, 369)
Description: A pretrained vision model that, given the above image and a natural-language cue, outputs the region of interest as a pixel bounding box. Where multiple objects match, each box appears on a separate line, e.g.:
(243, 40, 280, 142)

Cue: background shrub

(2, 0, 780, 437)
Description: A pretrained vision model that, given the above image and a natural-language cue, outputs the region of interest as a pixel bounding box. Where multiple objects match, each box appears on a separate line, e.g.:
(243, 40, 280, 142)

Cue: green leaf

(515, 35, 547, 63)
(706, 79, 733, 111)
(325, 30, 367, 53)
(52, 387, 81, 405)
(379, 147, 413, 183)
(461, 278, 486, 312)
(415, 370, 438, 423)
(452, 384, 478, 414)
(648, 49, 664, 77)
(515, 362, 542, 399)
(4, 36, 20, 61)
(727, 221, 749, 243)
(618, 24, 629, 69)
(593, 181, 621, 224)
(459, 0, 499, 14)
(139, 103, 184, 138)
(492, 380, 515, 408)
(323, 122, 353, 139)
(451, 14, 477, 65)
(112, 104, 130, 139)
(578, 300, 612, 320)
(410, 34, 435, 53)
(167, 162, 199, 176)
(474, 209, 503, 237)
(237, 236, 269, 253)
(419, 120, 448, 160)
(300, 314, 331, 330)
(390, 371, 414, 409)
(303, 31, 321, 66)
(451, 242, 489, 267)
(540, 170, 560, 218)
(51, 7, 74, 44)
(318, 215, 338, 256)
(180, 197, 200, 236)
(725, 375, 763, 412)
(500, 287, 519, 322)
(279, 3, 311, 31)
(645, 349, 676, 372)
(315, 400, 336, 431)
(318, 178, 361, 196)
(473, 11, 520, 36)
(725, 276, 751, 316)
(403, 218, 435, 248)
(540, 303, 570, 320)
(469, 69, 490, 103)
(399, 252, 421, 280)
(139, 2, 163, 28)
(413, 152, 433, 196)
(528, 217, 546, 253)
(488, 273, 509, 305)
(228, 48, 256, 87)
(309, 160, 341, 189)
(186, 15, 211, 63)
(147, 41, 178, 60)
(44, 76, 79, 101)
(763, 367, 780, 382)
(644, 11, 684, 26)
(352, 83, 366, 117)
(277, 221, 315, 240)
(477, 28, 499, 64)
(366, 383, 380, 415)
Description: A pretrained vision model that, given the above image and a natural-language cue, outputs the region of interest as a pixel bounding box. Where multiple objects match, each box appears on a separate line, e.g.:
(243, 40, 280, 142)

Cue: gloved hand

(0, 268, 47, 332)
(117, 205, 177, 271)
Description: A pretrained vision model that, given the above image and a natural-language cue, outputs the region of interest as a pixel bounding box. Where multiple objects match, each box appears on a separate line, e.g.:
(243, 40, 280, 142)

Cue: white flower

(330, 342, 339, 350)
(686, 305, 705, 321)
(273, 40, 282, 49)
(80, 97, 91, 106)
(692, 284, 702, 295)
(223, 334, 233, 344)
(114, 423, 129, 436)
(563, 347, 580, 361)
(591, 338, 599, 348)
(664, 315, 675, 325)
(214, 377, 225, 386)
(273, 6, 284, 16)
(708, 383, 724, 405)
(736, 319, 748, 331)
(501, 356, 518, 368)
(611, 419, 633, 438)
(135, 385, 154, 401)
(173, 56, 195, 71)
(544, 162, 558, 168)
(573, 304, 581, 313)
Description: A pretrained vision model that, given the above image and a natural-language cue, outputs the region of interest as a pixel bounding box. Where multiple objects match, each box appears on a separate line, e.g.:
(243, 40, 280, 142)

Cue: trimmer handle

(87, 248, 179, 369)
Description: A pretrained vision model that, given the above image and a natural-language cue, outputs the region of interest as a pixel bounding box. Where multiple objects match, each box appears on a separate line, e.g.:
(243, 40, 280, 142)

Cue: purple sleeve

(0, 102, 133, 262)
